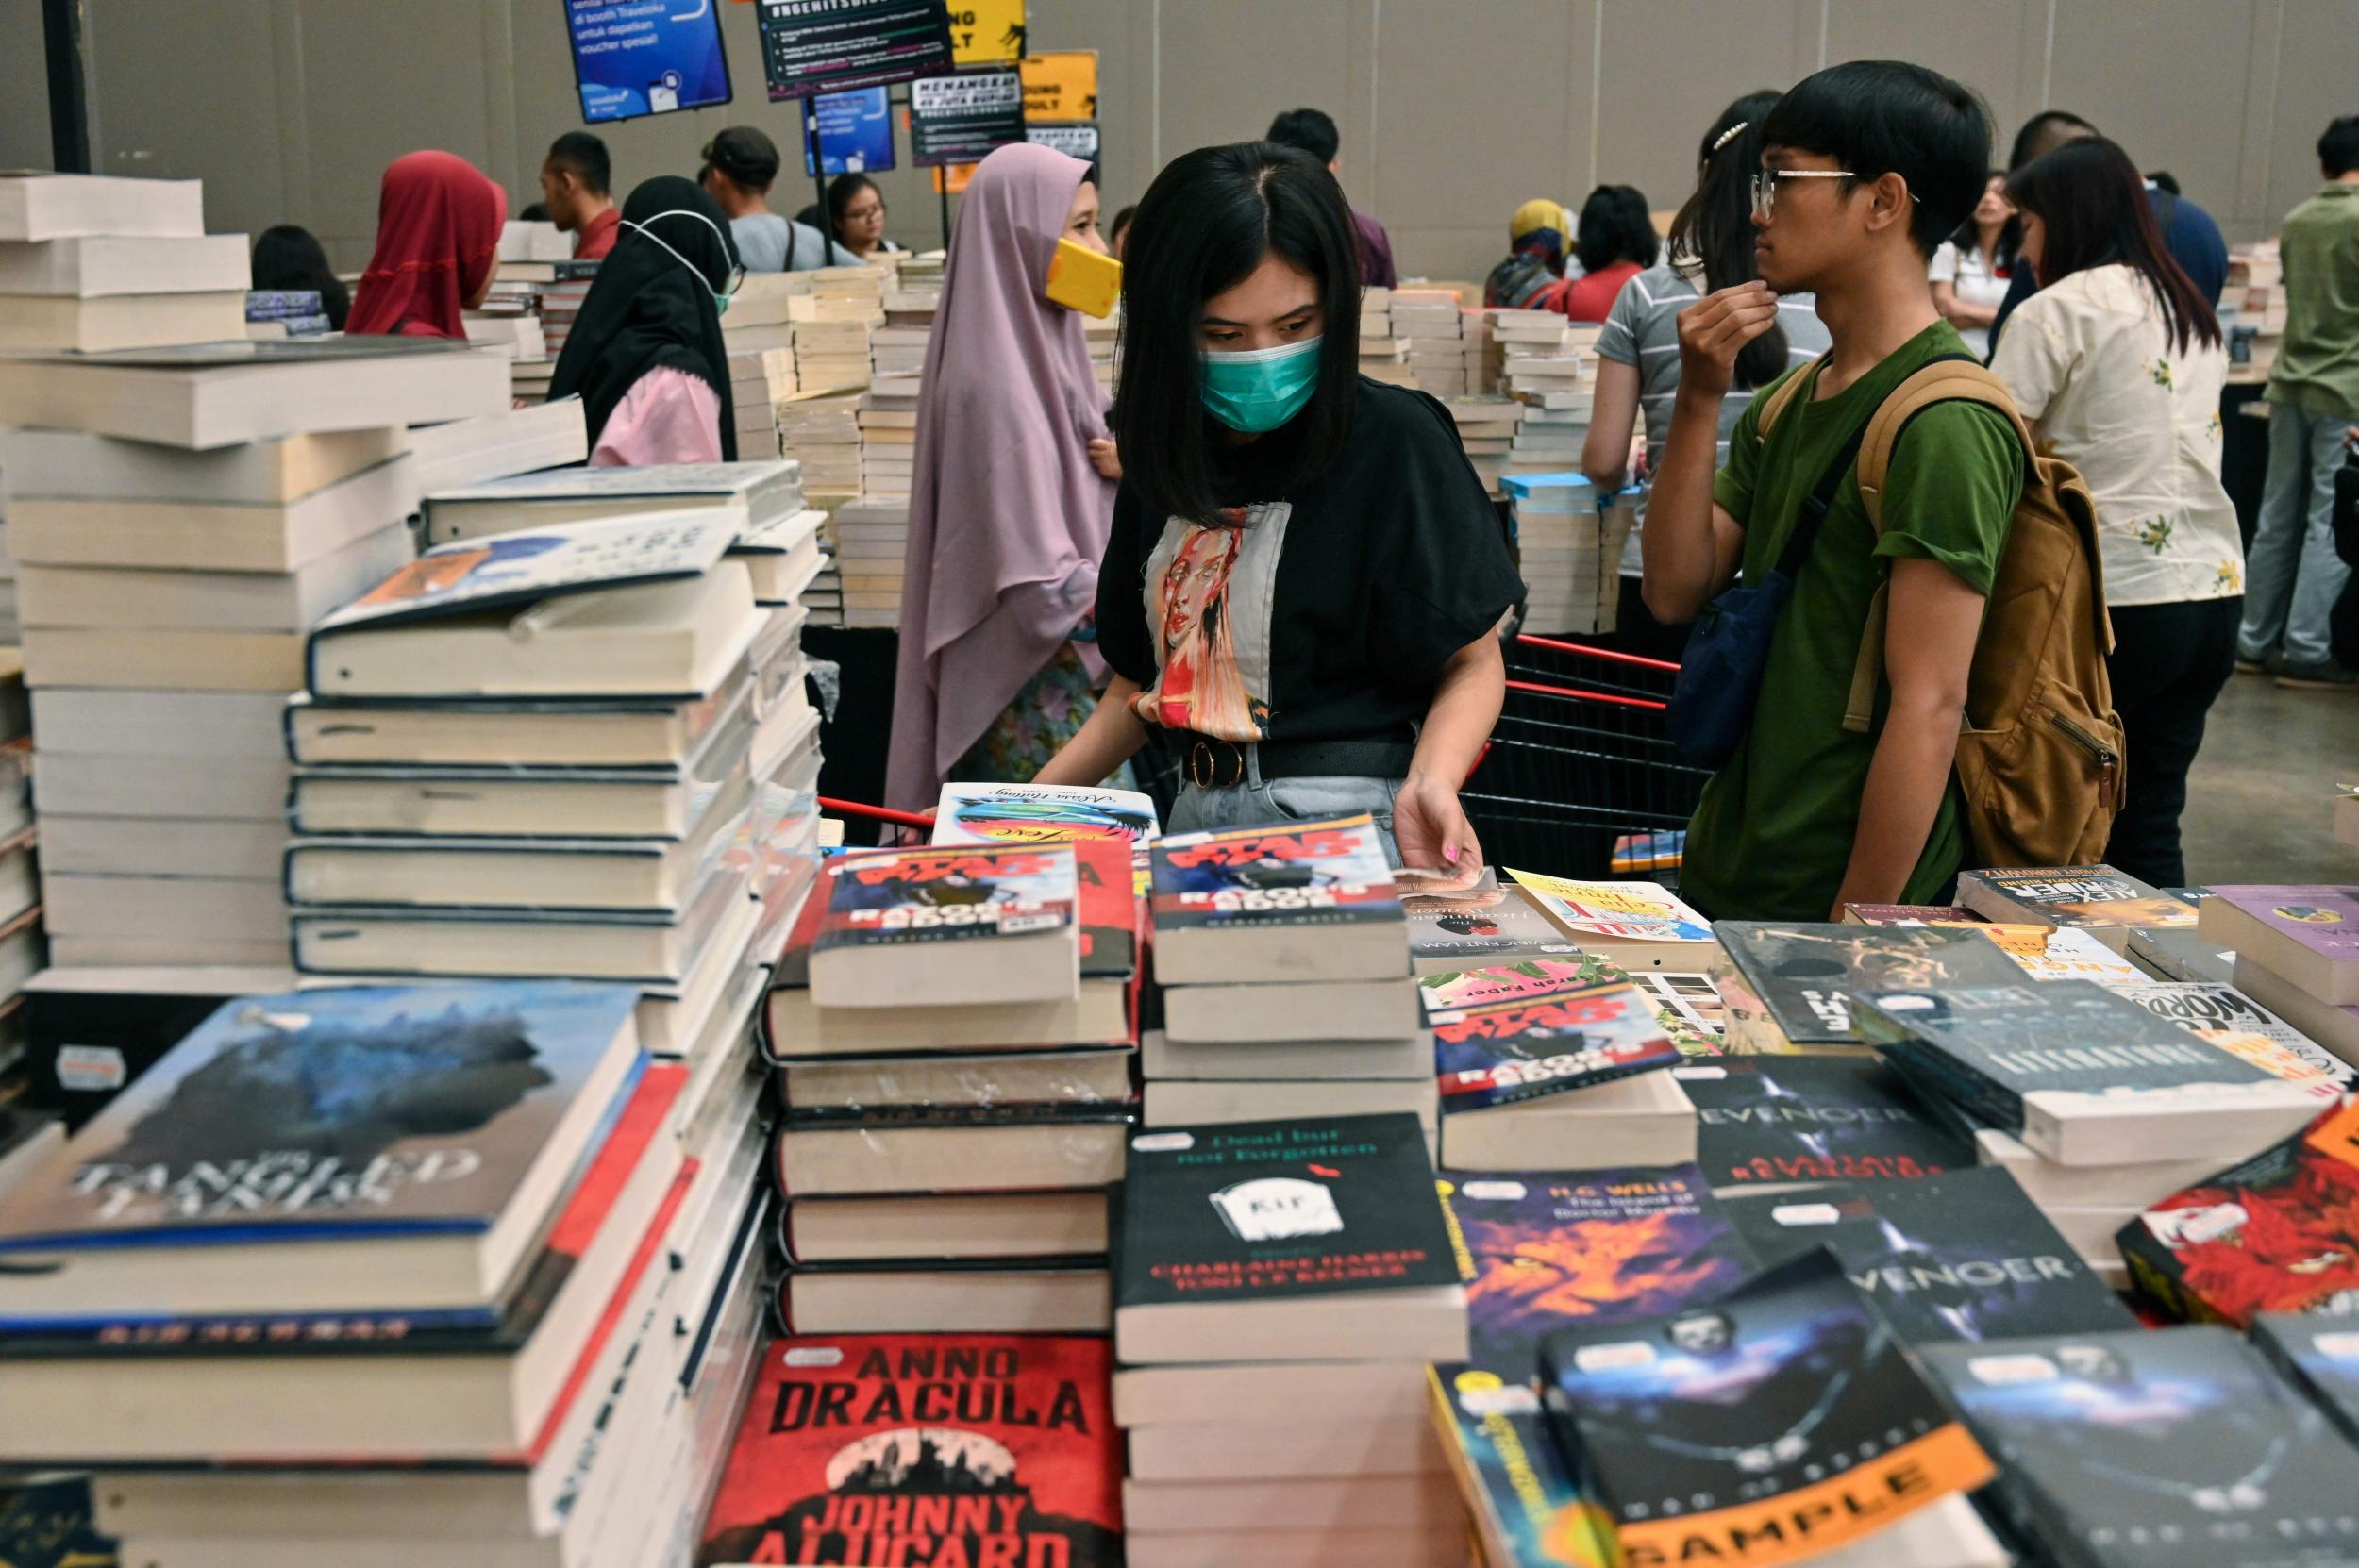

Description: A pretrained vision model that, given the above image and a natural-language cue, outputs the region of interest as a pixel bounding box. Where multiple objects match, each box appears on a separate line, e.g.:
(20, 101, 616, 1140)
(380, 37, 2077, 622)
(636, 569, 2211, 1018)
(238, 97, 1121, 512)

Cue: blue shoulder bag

(1666, 391, 1868, 769)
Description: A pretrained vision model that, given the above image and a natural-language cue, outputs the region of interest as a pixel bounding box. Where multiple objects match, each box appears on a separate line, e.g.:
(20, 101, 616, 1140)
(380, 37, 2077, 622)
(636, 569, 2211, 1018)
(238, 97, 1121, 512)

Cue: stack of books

(534, 269, 596, 363)
(418, 458, 811, 549)
(0, 474, 17, 639)
(497, 218, 571, 264)
(777, 388, 862, 500)
(1504, 326, 1598, 483)
(405, 395, 589, 493)
(788, 273, 884, 394)
(718, 274, 800, 367)
(1115, 1110, 1466, 1568)
(827, 494, 909, 628)
(0, 337, 508, 970)
(764, 820, 1143, 1336)
(0, 175, 244, 354)
(2203, 883, 2359, 1061)
(2226, 241, 2285, 375)
(0, 978, 773, 1568)
(727, 345, 797, 460)
(1393, 288, 1467, 395)
(285, 511, 810, 1079)
(856, 371, 921, 499)
(1852, 979, 2323, 1287)
(460, 303, 545, 363)
(1444, 394, 1520, 494)
(870, 321, 929, 377)
(1142, 815, 1431, 1148)
(1498, 471, 1629, 635)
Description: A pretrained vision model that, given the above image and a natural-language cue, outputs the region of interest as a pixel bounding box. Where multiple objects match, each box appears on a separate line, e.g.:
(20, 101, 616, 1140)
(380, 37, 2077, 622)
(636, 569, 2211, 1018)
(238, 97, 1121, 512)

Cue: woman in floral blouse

(1990, 136, 2237, 888)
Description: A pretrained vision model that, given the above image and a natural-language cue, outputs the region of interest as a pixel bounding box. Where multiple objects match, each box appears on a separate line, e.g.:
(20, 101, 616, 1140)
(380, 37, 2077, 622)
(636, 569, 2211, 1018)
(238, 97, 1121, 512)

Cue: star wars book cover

(1721, 1169, 2136, 1345)
(1714, 921, 2025, 1048)
(1538, 1249, 1994, 1568)
(1674, 1056, 1974, 1190)
(1430, 980, 1681, 1113)
(695, 1333, 1121, 1567)
(815, 842, 1077, 954)
(2116, 1098, 2359, 1327)
(1924, 1325, 2359, 1568)
(1147, 814, 1399, 935)
(1116, 1112, 1457, 1311)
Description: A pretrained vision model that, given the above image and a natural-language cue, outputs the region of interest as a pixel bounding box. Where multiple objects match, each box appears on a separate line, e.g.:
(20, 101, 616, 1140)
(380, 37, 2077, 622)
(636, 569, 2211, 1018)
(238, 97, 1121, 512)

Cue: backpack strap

(1841, 359, 2036, 733)
(1752, 356, 1822, 438)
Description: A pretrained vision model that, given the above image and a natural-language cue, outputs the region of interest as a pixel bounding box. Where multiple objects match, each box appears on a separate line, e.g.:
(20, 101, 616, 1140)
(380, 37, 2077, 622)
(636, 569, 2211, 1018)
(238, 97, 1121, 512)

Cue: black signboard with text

(758, 0, 955, 101)
(909, 67, 1027, 168)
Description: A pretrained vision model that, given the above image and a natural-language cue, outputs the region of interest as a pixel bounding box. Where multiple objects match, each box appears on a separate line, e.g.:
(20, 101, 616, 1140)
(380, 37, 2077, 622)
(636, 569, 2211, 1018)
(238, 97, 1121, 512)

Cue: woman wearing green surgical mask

(1031, 142, 1525, 873)
(547, 175, 742, 465)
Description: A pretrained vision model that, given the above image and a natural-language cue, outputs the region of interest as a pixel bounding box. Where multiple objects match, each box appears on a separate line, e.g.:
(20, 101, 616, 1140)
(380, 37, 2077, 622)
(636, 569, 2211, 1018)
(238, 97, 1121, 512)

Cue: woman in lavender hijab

(884, 142, 1120, 809)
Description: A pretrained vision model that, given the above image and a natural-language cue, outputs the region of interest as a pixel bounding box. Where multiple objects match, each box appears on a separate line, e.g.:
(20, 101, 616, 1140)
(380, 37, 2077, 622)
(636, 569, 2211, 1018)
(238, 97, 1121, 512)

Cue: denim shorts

(1166, 753, 1406, 867)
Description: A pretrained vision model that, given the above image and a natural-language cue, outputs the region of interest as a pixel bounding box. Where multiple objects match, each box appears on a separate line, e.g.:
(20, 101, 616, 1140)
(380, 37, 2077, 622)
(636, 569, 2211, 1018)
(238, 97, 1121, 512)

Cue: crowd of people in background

(243, 69, 2357, 917)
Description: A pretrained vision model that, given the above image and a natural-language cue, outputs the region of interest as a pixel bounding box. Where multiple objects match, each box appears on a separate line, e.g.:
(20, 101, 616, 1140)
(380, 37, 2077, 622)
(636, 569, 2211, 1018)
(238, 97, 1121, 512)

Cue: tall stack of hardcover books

(0, 332, 509, 972)
(762, 806, 1144, 1337)
(0, 175, 244, 354)
(0, 977, 775, 1568)
(1113, 1110, 1467, 1568)
(1142, 815, 1432, 1148)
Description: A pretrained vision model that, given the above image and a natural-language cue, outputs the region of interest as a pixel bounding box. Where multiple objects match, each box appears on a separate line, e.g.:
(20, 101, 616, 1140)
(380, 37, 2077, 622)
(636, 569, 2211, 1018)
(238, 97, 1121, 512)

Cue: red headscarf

(345, 151, 507, 339)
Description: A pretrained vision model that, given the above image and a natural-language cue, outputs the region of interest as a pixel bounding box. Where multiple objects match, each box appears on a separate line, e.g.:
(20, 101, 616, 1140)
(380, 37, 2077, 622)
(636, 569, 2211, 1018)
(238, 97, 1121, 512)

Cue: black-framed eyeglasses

(1749, 169, 1923, 221)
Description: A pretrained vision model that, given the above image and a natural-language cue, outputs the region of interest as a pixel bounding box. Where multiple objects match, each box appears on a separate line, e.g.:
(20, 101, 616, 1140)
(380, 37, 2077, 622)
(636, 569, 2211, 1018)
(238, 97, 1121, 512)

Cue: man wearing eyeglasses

(1641, 60, 2024, 924)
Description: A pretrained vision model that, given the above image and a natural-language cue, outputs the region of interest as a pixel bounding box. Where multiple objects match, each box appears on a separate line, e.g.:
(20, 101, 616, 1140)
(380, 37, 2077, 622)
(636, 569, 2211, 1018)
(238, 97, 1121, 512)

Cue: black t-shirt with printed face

(1095, 377, 1525, 747)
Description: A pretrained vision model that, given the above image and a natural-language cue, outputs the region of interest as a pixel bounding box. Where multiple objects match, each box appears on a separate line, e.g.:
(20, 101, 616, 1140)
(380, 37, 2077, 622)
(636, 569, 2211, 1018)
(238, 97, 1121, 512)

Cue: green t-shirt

(1681, 321, 2022, 920)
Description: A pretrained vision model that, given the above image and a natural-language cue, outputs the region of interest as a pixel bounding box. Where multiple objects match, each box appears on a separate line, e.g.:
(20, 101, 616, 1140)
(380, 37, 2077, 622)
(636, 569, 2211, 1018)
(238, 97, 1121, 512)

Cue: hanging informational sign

(758, 0, 954, 101)
(1026, 122, 1098, 162)
(930, 162, 976, 195)
(947, 0, 1026, 65)
(566, 0, 733, 123)
(1019, 50, 1096, 122)
(802, 87, 897, 174)
(909, 67, 1027, 169)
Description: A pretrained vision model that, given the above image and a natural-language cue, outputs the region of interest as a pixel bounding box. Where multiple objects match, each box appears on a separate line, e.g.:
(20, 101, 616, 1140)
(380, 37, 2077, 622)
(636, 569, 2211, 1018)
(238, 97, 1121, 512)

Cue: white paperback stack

(0, 325, 509, 972)
(870, 322, 929, 377)
(1393, 289, 1466, 395)
(789, 268, 884, 393)
(1500, 470, 1626, 636)
(777, 390, 862, 499)
(405, 396, 589, 494)
(0, 175, 245, 354)
(828, 495, 909, 629)
(1444, 396, 1520, 495)
(1505, 339, 1598, 484)
(855, 371, 921, 501)
(1357, 286, 1416, 385)
(727, 344, 798, 462)
(285, 509, 822, 1102)
(1142, 814, 1435, 1153)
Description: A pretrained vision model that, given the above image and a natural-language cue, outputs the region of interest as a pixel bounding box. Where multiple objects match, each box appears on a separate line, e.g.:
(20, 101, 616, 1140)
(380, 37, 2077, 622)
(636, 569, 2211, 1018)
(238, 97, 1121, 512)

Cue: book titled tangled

(1429, 979, 1681, 1112)
(695, 1334, 1121, 1567)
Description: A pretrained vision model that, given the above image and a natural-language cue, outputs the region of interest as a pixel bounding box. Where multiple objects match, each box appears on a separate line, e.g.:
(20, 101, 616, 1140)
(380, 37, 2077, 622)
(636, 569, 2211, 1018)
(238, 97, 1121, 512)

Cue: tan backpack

(1757, 357, 2125, 867)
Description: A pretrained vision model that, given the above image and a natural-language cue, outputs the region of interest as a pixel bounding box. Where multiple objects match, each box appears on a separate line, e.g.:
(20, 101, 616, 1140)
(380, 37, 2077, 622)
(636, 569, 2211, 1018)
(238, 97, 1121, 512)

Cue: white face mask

(622, 209, 740, 315)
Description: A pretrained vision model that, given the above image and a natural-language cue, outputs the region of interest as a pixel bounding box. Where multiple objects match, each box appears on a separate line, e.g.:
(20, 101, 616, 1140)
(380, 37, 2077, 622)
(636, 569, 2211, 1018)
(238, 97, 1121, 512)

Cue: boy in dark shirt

(1642, 61, 2023, 920)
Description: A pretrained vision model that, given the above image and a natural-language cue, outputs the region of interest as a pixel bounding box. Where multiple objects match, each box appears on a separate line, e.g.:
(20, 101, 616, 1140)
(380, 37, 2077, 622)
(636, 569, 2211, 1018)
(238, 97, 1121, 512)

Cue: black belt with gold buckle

(1176, 733, 1419, 789)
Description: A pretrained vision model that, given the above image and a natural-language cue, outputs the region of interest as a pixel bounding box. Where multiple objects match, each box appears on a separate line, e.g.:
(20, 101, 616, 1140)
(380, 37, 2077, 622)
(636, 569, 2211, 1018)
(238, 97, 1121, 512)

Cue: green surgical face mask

(1200, 336, 1322, 433)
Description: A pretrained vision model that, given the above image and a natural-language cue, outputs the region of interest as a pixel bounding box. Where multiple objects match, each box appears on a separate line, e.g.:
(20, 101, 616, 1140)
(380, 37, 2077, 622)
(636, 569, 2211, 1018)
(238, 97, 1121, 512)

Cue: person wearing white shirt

(1989, 137, 2239, 889)
(1929, 172, 2017, 357)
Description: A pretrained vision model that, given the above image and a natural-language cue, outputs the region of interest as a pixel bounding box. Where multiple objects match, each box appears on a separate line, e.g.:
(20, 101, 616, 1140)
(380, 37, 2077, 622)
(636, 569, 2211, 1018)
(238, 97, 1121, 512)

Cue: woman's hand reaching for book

(1393, 772, 1483, 876)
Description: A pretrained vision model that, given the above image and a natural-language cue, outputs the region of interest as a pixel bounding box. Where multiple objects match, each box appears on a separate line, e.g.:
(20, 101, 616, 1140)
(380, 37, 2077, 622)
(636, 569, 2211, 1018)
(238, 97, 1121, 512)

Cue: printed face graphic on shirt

(1129, 504, 1290, 743)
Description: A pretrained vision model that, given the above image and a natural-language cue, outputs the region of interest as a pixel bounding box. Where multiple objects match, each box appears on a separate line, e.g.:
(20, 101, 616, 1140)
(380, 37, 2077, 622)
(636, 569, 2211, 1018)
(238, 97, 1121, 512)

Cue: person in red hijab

(345, 151, 507, 339)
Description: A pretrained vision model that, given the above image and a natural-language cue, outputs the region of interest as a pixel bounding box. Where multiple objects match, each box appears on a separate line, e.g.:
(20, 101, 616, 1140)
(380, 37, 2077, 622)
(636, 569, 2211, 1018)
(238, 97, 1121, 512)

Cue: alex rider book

(1538, 1249, 1994, 1568)
(2117, 1097, 2359, 1327)
(1924, 1326, 2359, 1568)
(694, 1333, 1120, 1567)
(1721, 1169, 2135, 1344)
(1430, 979, 1681, 1112)
(1674, 1057, 1975, 1190)
(1431, 1165, 1758, 1568)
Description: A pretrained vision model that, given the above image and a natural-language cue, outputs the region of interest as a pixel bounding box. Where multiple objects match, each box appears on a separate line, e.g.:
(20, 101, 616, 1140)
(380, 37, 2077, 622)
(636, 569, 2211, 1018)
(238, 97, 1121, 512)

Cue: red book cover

(696, 1333, 1121, 1566)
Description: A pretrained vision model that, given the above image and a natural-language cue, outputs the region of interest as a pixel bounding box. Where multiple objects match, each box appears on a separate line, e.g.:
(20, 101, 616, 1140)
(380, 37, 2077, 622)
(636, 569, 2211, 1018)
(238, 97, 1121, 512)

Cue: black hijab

(548, 175, 740, 460)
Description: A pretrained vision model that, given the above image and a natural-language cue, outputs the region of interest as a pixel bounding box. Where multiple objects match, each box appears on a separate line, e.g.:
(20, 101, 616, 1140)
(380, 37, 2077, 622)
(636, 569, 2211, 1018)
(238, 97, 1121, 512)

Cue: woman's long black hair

(2008, 137, 2220, 353)
(1575, 185, 1658, 275)
(1114, 142, 1362, 525)
(251, 224, 351, 332)
(1667, 90, 1788, 391)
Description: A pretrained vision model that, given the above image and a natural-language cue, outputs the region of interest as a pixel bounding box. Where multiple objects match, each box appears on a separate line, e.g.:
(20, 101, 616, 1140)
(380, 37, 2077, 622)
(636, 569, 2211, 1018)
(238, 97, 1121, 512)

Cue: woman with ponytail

(1582, 92, 1831, 654)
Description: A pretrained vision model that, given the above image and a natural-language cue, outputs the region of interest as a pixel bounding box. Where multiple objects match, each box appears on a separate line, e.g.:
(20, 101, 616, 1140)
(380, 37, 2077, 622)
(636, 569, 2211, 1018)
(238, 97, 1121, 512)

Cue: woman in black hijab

(548, 175, 742, 465)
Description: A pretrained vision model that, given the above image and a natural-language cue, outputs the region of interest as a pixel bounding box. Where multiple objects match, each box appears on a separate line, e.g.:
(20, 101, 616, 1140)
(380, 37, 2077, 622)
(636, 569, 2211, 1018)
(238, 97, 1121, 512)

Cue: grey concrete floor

(2182, 669, 2359, 887)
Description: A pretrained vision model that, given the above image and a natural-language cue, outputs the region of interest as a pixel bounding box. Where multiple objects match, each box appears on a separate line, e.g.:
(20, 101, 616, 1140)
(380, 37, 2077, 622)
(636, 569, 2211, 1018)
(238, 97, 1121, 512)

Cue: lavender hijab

(884, 142, 1114, 810)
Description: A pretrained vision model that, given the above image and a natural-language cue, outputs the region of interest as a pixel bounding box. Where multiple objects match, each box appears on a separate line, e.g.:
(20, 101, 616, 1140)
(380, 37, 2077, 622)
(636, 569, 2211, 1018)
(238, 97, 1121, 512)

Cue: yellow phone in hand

(1046, 239, 1123, 318)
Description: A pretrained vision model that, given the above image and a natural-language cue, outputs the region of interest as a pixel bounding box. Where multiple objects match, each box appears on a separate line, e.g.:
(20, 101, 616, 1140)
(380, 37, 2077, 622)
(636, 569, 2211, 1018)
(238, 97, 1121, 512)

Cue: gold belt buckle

(1188, 739, 1245, 790)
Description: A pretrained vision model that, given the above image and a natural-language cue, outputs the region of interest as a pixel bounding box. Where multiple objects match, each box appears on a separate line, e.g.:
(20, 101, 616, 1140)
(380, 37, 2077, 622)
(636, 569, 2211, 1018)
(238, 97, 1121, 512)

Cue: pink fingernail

(1444, 844, 1462, 864)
